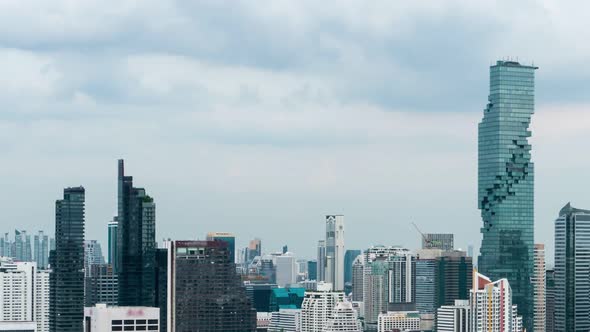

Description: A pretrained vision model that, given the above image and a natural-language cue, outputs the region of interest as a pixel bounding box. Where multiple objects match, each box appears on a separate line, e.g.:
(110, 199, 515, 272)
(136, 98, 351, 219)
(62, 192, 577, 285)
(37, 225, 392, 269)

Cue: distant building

(344, 250, 361, 286)
(351, 256, 363, 302)
(436, 299, 470, 332)
(300, 283, 345, 332)
(84, 264, 118, 307)
(14, 230, 32, 262)
(533, 244, 546, 332)
(165, 240, 256, 332)
(206, 232, 236, 263)
(546, 269, 555, 332)
(307, 260, 317, 281)
(554, 203, 590, 331)
(325, 216, 345, 291)
(107, 220, 118, 272)
(268, 308, 301, 332)
(269, 287, 305, 312)
(84, 240, 105, 276)
(276, 253, 297, 287)
(377, 311, 421, 332)
(416, 256, 437, 314)
(422, 233, 454, 251)
(245, 283, 277, 313)
(324, 301, 362, 332)
(437, 250, 472, 308)
(49, 187, 85, 332)
(83, 304, 159, 332)
(317, 240, 326, 282)
(33, 231, 50, 269)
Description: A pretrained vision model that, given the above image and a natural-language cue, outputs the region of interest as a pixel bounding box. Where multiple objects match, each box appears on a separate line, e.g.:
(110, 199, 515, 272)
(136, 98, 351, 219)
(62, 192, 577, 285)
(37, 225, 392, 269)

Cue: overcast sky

(1, 1, 589, 263)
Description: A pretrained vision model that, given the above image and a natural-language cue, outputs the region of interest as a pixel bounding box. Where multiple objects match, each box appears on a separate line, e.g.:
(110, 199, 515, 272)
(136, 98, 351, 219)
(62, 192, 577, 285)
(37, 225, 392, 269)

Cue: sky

(1, 1, 590, 264)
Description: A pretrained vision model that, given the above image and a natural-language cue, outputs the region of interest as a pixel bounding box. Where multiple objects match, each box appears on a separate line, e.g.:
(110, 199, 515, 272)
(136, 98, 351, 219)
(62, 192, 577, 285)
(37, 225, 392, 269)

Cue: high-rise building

(268, 308, 301, 332)
(33, 231, 50, 269)
(546, 269, 555, 332)
(307, 260, 317, 281)
(0, 322, 37, 331)
(84, 264, 118, 307)
(276, 252, 297, 287)
(377, 311, 421, 332)
(436, 299, 470, 332)
(300, 283, 345, 332)
(325, 215, 344, 291)
(554, 203, 590, 331)
(324, 302, 362, 332)
(165, 240, 256, 332)
(35, 269, 50, 332)
(422, 234, 454, 251)
(244, 283, 277, 312)
(14, 230, 32, 262)
(107, 220, 118, 272)
(470, 270, 523, 332)
(84, 240, 105, 275)
(206, 232, 236, 263)
(416, 257, 437, 314)
(49, 186, 85, 332)
(154, 248, 168, 332)
(437, 251, 472, 308)
(83, 304, 159, 332)
(533, 243, 546, 332)
(0, 260, 43, 325)
(344, 249, 361, 286)
(317, 240, 326, 282)
(117, 159, 157, 308)
(247, 238, 262, 263)
(351, 256, 363, 302)
(478, 60, 537, 330)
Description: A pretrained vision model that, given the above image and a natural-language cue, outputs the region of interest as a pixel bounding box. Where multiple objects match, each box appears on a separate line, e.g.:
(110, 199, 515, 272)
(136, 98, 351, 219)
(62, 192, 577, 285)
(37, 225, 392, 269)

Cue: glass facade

(478, 60, 537, 330)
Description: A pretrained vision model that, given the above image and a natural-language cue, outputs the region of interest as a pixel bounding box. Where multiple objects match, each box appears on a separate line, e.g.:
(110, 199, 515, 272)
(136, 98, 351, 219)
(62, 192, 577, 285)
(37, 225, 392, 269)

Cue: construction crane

(411, 222, 431, 247)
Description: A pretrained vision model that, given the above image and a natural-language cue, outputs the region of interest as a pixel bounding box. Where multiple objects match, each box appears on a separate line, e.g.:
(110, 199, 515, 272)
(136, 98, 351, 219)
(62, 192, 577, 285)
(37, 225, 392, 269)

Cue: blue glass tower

(478, 60, 537, 330)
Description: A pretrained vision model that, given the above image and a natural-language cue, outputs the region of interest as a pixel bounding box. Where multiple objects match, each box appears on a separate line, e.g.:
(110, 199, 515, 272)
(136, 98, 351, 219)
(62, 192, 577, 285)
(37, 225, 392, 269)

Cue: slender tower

(325, 215, 344, 291)
(478, 60, 537, 330)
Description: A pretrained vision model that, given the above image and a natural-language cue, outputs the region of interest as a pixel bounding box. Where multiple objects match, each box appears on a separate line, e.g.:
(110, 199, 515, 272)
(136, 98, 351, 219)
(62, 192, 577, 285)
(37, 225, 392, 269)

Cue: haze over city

(2, 1, 590, 263)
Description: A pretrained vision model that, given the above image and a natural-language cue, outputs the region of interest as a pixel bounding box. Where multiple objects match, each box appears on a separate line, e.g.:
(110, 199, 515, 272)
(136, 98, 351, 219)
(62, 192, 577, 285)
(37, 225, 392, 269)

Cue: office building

(554, 203, 590, 331)
(317, 240, 326, 282)
(422, 233, 454, 251)
(49, 186, 85, 332)
(325, 215, 345, 291)
(546, 269, 555, 332)
(84, 240, 105, 276)
(206, 232, 236, 263)
(533, 243, 546, 332)
(107, 220, 118, 272)
(0, 322, 37, 331)
(437, 251, 472, 308)
(307, 260, 317, 281)
(117, 159, 157, 308)
(324, 301, 362, 332)
(300, 283, 345, 332)
(33, 231, 50, 270)
(14, 230, 32, 262)
(35, 270, 50, 332)
(276, 253, 297, 287)
(269, 287, 305, 312)
(245, 283, 277, 312)
(248, 238, 262, 262)
(478, 60, 537, 330)
(416, 257, 437, 314)
(165, 240, 256, 332)
(377, 311, 420, 332)
(470, 270, 522, 332)
(268, 308, 301, 332)
(154, 248, 168, 332)
(83, 304, 159, 332)
(84, 264, 118, 307)
(344, 249, 361, 286)
(436, 300, 470, 332)
(351, 256, 363, 301)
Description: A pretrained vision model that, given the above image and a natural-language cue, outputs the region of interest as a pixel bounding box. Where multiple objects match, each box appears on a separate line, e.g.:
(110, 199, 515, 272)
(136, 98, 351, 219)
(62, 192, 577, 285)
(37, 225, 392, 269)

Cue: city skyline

(3, 2, 590, 263)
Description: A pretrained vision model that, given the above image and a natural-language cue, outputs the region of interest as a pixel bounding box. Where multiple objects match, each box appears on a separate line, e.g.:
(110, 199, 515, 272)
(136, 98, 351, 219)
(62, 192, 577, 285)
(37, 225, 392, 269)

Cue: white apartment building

(83, 304, 160, 332)
(437, 300, 471, 332)
(301, 283, 345, 332)
(0, 259, 48, 332)
(268, 308, 301, 332)
(0, 322, 37, 331)
(276, 253, 297, 287)
(324, 301, 361, 332)
(377, 311, 421, 332)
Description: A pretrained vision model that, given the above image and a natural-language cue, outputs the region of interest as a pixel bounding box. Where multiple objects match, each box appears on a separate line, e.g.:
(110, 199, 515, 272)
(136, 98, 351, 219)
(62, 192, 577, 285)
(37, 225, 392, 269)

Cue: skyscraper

(107, 219, 118, 272)
(301, 283, 345, 332)
(14, 230, 32, 262)
(83, 240, 105, 275)
(117, 159, 157, 307)
(206, 232, 236, 263)
(165, 240, 256, 332)
(533, 243, 546, 332)
(344, 249, 361, 289)
(422, 234, 454, 251)
(33, 231, 50, 269)
(546, 269, 555, 332)
(437, 251, 472, 308)
(49, 186, 85, 332)
(276, 252, 297, 287)
(478, 60, 537, 330)
(325, 215, 344, 291)
(307, 260, 317, 281)
(317, 240, 326, 282)
(351, 256, 363, 301)
(554, 203, 590, 331)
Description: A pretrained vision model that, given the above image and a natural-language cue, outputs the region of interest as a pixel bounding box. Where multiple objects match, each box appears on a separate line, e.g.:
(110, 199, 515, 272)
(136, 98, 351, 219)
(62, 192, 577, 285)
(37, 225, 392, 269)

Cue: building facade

(49, 187, 85, 332)
(33, 231, 50, 270)
(377, 311, 421, 332)
(437, 300, 470, 332)
(344, 250, 361, 290)
(276, 252, 297, 287)
(84, 264, 118, 307)
(554, 203, 590, 331)
(107, 220, 118, 272)
(268, 309, 301, 332)
(546, 269, 555, 332)
(533, 243, 546, 332)
(422, 233, 454, 251)
(300, 284, 345, 332)
(83, 304, 159, 332)
(206, 232, 236, 263)
(317, 240, 326, 282)
(325, 215, 345, 291)
(165, 240, 256, 332)
(323, 301, 362, 332)
(478, 60, 537, 330)
(351, 256, 363, 302)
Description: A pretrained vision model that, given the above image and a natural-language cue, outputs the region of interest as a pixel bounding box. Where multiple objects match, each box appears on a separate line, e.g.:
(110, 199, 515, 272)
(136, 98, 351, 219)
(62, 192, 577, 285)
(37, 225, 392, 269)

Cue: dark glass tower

(478, 60, 537, 330)
(167, 240, 256, 332)
(117, 159, 157, 307)
(49, 187, 85, 332)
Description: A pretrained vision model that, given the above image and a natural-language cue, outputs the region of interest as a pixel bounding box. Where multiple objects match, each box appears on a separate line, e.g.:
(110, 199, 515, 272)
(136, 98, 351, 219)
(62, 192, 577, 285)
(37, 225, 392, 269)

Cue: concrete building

(33, 231, 50, 270)
(83, 304, 159, 332)
(276, 252, 297, 287)
(35, 270, 50, 332)
(324, 302, 361, 332)
(325, 215, 345, 291)
(300, 283, 344, 332)
(84, 240, 105, 275)
(533, 244, 546, 332)
(436, 300, 470, 332)
(0, 322, 37, 331)
(317, 240, 326, 282)
(377, 311, 420, 332)
(422, 233, 454, 251)
(84, 264, 118, 307)
(268, 309, 301, 332)
(351, 256, 363, 302)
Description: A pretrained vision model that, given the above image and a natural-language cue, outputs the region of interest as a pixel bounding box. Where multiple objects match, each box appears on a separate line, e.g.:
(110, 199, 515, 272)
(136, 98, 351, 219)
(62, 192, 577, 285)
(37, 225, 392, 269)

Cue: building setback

(166, 240, 256, 332)
(478, 60, 537, 330)
(49, 186, 85, 332)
